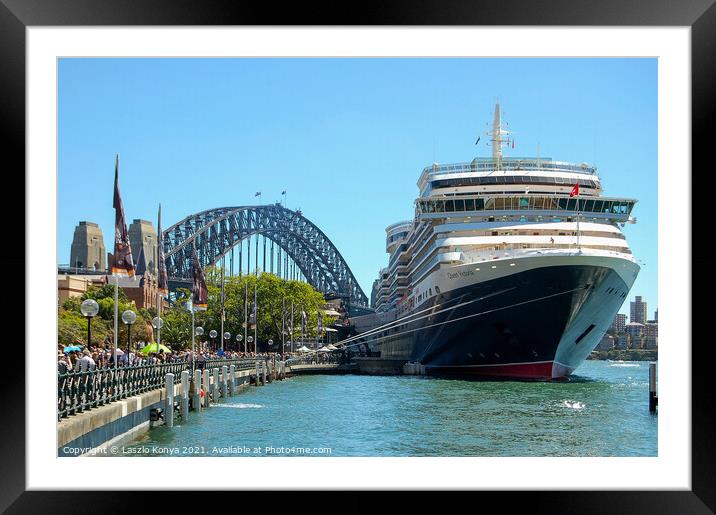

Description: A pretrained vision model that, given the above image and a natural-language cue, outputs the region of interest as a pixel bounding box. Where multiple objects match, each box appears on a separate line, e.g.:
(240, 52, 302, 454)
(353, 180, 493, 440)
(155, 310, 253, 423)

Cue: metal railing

(57, 358, 259, 420)
(420, 158, 598, 177)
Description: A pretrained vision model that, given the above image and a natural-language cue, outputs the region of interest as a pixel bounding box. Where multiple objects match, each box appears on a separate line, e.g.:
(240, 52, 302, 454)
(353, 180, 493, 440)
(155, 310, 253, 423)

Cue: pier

(57, 357, 287, 456)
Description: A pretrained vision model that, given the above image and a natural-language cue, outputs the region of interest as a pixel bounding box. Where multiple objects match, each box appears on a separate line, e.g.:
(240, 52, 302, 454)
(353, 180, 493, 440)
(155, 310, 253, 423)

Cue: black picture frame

(2, 0, 712, 512)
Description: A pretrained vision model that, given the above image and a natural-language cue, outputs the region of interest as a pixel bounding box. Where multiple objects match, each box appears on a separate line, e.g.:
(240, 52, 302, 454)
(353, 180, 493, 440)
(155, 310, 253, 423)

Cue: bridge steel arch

(163, 204, 369, 307)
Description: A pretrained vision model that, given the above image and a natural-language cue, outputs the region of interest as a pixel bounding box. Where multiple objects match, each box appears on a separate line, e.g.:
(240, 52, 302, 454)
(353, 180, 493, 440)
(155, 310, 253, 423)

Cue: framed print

(2, 0, 713, 512)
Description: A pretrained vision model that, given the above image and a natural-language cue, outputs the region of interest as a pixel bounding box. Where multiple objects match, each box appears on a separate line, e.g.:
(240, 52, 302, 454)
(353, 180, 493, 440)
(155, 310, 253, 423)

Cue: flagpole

(244, 281, 248, 354)
(156, 291, 161, 352)
(220, 255, 225, 351)
(113, 275, 118, 365)
(253, 278, 258, 353)
(576, 191, 581, 251)
(191, 304, 195, 375)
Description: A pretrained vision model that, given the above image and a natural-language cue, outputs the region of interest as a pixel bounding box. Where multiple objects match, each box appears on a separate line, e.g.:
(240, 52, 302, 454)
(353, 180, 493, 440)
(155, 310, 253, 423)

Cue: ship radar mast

(486, 102, 513, 170)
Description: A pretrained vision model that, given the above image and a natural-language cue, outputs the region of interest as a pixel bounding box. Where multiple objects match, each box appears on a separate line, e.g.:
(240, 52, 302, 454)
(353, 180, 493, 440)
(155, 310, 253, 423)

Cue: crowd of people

(57, 344, 302, 374)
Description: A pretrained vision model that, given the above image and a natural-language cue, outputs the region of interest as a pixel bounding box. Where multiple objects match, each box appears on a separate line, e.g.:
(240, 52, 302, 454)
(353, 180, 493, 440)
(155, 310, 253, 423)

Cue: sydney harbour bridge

(162, 204, 369, 308)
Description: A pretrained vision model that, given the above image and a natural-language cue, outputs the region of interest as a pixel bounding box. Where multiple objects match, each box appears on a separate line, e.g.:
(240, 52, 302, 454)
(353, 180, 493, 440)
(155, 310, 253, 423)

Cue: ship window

(567, 199, 576, 211)
(475, 199, 484, 210)
(435, 201, 445, 213)
(519, 197, 529, 209)
(445, 200, 455, 212)
(593, 200, 604, 213)
(555, 176, 564, 184)
(558, 198, 568, 210)
(583, 199, 595, 212)
(454, 199, 465, 211)
(435, 286, 440, 293)
(465, 198, 475, 211)
(429, 288, 433, 295)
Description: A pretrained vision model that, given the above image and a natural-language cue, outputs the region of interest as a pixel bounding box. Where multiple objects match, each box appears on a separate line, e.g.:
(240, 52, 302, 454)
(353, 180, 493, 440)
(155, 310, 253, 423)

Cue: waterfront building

(57, 273, 160, 310)
(615, 334, 629, 350)
(625, 322, 644, 338)
(596, 334, 614, 350)
(70, 221, 106, 271)
(57, 274, 107, 304)
(128, 219, 158, 276)
(644, 322, 658, 349)
(611, 313, 627, 333)
(630, 295, 648, 324)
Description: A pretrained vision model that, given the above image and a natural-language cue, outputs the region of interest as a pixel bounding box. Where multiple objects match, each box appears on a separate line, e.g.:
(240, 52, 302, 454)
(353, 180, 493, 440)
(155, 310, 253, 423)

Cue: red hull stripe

(428, 361, 574, 380)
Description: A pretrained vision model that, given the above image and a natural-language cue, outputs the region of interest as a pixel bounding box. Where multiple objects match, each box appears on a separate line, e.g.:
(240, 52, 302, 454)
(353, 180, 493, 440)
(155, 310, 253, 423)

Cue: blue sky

(58, 58, 657, 318)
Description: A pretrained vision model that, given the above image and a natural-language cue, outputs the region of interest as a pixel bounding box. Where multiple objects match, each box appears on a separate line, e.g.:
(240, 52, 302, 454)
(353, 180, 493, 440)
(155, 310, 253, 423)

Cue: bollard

(165, 373, 174, 428)
(649, 362, 658, 413)
(261, 361, 267, 385)
(212, 368, 220, 401)
(222, 365, 229, 399)
(181, 370, 190, 421)
(255, 361, 261, 386)
(203, 369, 211, 408)
(193, 369, 202, 412)
(229, 365, 236, 395)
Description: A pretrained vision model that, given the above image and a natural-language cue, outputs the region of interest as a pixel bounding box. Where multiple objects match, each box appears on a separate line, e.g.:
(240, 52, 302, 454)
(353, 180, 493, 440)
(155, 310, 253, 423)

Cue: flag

(569, 183, 579, 197)
(512, 139, 515, 149)
(301, 310, 307, 337)
(282, 298, 286, 335)
(191, 247, 208, 310)
(157, 204, 169, 296)
(281, 190, 286, 195)
(112, 155, 135, 277)
(317, 311, 323, 336)
(255, 192, 261, 197)
(290, 302, 294, 337)
(475, 137, 480, 145)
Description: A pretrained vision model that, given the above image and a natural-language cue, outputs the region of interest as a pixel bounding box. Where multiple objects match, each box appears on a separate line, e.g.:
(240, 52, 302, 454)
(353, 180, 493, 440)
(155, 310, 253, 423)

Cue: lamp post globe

(247, 335, 253, 353)
(80, 299, 99, 349)
(209, 329, 217, 351)
(80, 299, 99, 317)
(152, 317, 163, 330)
(121, 310, 137, 357)
(195, 326, 204, 336)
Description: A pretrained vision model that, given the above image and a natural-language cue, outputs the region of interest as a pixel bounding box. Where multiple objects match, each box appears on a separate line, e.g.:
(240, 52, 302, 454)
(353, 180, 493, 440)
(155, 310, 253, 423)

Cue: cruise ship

(344, 104, 640, 380)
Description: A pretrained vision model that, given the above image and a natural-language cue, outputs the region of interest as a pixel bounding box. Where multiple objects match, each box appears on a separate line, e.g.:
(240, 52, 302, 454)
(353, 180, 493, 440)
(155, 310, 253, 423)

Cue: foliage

(169, 269, 335, 351)
(58, 283, 151, 347)
(58, 271, 334, 351)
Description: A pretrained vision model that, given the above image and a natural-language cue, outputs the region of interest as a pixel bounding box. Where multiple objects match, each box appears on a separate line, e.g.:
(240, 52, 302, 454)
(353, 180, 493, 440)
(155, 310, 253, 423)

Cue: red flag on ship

(569, 183, 579, 197)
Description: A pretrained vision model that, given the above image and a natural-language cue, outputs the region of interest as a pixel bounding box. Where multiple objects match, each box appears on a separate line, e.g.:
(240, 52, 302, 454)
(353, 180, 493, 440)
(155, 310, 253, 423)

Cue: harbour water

(120, 360, 657, 457)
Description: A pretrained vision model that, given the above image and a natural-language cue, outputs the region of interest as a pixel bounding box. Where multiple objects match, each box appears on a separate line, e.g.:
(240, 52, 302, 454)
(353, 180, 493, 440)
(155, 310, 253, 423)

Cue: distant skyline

(58, 58, 657, 315)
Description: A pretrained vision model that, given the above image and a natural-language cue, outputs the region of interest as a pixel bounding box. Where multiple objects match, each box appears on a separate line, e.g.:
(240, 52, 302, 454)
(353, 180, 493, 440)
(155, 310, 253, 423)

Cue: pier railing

(57, 358, 258, 420)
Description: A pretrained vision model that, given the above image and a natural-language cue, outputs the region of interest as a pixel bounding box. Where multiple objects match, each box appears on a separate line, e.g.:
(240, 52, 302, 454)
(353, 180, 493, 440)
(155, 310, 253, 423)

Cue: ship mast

(488, 102, 512, 171)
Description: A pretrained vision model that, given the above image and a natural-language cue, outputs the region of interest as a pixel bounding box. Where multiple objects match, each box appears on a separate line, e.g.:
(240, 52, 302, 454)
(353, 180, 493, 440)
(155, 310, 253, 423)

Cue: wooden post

(261, 361, 267, 385)
(213, 368, 220, 401)
(229, 365, 236, 395)
(202, 369, 210, 408)
(222, 365, 229, 399)
(649, 362, 658, 413)
(180, 370, 190, 421)
(193, 369, 202, 411)
(165, 373, 174, 428)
